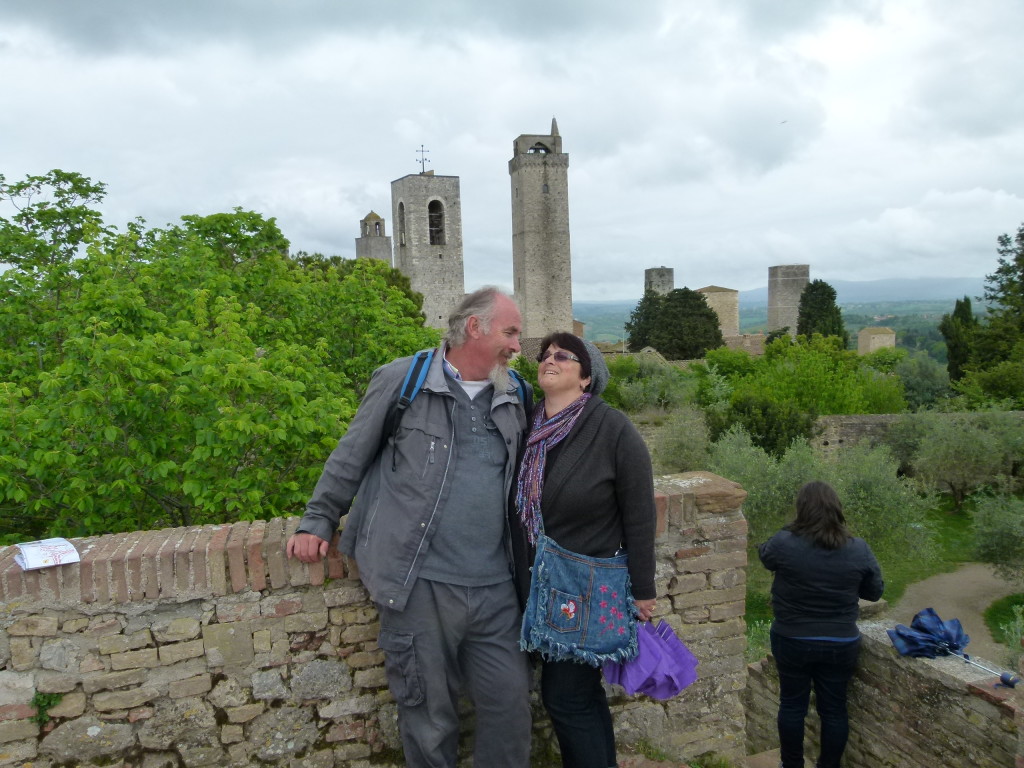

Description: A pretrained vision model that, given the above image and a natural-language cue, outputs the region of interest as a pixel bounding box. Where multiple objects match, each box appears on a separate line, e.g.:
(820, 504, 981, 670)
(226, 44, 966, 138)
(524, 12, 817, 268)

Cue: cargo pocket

(378, 630, 425, 707)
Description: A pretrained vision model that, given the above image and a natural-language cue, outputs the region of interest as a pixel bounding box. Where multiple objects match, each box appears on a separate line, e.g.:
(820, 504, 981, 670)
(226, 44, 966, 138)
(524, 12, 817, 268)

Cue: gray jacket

(297, 346, 530, 612)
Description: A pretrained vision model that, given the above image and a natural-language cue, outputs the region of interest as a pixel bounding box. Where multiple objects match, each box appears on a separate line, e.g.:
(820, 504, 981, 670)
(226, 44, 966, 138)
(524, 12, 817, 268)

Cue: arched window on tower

(375, 221, 381, 235)
(398, 203, 406, 246)
(428, 200, 445, 245)
(528, 143, 551, 154)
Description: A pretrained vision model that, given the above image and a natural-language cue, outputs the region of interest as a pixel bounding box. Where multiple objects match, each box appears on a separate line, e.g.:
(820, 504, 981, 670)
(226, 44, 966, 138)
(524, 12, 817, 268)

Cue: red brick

(284, 517, 309, 587)
(94, 535, 124, 604)
(226, 521, 250, 593)
(192, 526, 214, 595)
(107, 533, 135, 604)
(175, 527, 202, 595)
(206, 524, 232, 596)
(23, 567, 41, 599)
(78, 539, 98, 603)
(139, 530, 165, 600)
(246, 520, 267, 592)
(326, 532, 346, 580)
(0, 703, 35, 721)
(157, 530, 180, 599)
(264, 517, 288, 590)
(654, 492, 668, 537)
(0, 547, 23, 601)
(122, 531, 149, 602)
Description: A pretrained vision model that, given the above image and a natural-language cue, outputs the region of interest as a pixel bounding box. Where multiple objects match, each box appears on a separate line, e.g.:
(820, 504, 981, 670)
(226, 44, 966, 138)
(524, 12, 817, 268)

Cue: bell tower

(509, 118, 573, 338)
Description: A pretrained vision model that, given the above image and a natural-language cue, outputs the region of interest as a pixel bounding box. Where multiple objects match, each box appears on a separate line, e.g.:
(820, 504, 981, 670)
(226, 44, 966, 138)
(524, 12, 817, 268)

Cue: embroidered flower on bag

(560, 600, 577, 620)
(596, 581, 629, 638)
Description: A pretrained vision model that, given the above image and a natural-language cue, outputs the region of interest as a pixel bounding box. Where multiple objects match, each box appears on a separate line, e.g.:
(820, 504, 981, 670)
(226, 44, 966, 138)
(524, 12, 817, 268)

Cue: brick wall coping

(0, 471, 747, 611)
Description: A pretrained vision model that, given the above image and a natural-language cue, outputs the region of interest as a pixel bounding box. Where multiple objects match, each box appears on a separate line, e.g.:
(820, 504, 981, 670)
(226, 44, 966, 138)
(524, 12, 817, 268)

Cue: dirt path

(884, 562, 1021, 665)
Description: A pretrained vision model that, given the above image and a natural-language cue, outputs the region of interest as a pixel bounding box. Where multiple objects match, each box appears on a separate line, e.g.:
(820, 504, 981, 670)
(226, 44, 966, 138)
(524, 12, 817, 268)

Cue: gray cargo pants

(377, 578, 532, 768)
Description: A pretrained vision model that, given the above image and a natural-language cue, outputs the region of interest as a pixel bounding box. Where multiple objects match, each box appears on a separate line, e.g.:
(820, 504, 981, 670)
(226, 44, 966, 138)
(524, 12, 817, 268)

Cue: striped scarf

(515, 394, 591, 545)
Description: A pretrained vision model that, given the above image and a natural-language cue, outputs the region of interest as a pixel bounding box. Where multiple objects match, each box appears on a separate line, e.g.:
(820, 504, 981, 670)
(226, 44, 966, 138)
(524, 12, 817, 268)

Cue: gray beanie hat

(582, 339, 609, 397)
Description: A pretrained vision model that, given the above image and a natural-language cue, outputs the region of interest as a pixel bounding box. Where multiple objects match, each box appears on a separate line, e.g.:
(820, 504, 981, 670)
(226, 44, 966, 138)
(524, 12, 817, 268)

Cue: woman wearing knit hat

(512, 331, 657, 768)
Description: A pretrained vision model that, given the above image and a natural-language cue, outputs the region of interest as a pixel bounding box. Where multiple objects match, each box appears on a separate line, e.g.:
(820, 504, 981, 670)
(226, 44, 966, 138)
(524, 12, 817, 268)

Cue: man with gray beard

(288, 286, 532, 768)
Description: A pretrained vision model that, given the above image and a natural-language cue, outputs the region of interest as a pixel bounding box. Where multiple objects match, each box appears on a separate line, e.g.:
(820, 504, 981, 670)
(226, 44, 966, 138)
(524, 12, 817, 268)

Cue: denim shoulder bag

(520, 521, 639, 667)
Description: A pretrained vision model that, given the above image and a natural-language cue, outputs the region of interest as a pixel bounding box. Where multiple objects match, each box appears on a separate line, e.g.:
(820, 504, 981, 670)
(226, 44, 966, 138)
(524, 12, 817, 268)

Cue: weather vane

(416, 144, 431, 173)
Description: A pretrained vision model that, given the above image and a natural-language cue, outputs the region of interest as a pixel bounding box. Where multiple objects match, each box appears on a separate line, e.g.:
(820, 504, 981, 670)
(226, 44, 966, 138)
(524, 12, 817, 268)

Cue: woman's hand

(634, 599, 656, 622)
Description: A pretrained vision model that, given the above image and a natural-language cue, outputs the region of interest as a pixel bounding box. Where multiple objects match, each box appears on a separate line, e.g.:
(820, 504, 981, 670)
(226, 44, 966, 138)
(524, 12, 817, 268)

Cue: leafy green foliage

(0, 170, 438, 541)
(892, 351, 952, 411)
(649, 404, 710, 475)
(601, 354, 695, 413)
(939, 296, 978, 381)
(708, 429, 933, 563)
(973, 493, 1024, 583)
(30, 692, 63, 725)
(797, 279, 848, 346)
(908, 411, 1023, 510)
(694, 336, 906, 455)
(625, 289, 724, 359)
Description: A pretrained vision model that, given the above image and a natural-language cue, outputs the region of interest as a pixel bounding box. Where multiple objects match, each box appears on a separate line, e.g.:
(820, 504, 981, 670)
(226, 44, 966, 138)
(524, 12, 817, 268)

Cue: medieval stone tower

(645, 267, 674, 295)
(509, 118, 573, 339)
(391, 171, 466, 330)
(354, 211, 392, 262)
(698, 285, 740, 337)
(767, 264, 809, 338)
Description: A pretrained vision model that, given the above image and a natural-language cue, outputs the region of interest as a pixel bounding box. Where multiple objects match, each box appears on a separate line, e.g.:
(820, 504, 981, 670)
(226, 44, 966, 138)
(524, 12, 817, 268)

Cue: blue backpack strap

(387, 349, 434, 471)
(509, 368, 533, 416)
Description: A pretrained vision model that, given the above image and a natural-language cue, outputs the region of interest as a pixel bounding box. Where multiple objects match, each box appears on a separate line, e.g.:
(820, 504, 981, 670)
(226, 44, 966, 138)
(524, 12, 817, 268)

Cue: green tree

(647, 288, 724, 360)
(973, 493, 1024, 583)
(911, 412, 1022, 511)
(938, 296, 977, 381)
(0, 171, 438, 541)
(797, 279, 848, 347)
(892, 351, 951, 411)
(625, 291, 662, 351)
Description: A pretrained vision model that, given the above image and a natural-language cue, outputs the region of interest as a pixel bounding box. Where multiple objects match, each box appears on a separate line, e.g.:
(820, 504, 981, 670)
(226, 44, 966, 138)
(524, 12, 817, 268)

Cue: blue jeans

(541, 658, 617, 768)
(771, 632, 861, 768)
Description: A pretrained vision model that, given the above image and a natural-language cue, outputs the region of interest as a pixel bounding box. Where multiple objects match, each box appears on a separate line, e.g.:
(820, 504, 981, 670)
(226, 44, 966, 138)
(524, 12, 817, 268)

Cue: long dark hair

(786, 481, 852, 550)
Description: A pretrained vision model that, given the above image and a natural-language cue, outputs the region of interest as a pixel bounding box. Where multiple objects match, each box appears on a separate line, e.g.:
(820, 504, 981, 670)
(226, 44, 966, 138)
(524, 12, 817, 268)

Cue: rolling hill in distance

(574, 277, 987, 343)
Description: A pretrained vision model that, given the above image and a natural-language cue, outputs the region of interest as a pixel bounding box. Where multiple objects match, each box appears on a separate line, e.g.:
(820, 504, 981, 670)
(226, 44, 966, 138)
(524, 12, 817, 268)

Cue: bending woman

(758, 481, 884, 768)
(512, 332, 657, 768)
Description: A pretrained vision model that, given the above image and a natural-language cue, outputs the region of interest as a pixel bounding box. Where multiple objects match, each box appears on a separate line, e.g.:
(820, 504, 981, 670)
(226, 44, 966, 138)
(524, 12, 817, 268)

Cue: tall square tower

(509, 119, 573, 338)
(391, 172, 466, 330)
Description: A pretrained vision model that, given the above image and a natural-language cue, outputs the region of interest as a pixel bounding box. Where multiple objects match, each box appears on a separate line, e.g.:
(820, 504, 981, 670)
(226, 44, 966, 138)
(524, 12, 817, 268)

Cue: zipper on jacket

(422, 438, 435, 477)
(405, 400, 456, 586)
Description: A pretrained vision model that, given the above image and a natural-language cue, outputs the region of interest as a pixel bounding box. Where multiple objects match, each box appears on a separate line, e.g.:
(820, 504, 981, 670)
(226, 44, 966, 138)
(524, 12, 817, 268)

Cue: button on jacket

(298, 346, 529, 612)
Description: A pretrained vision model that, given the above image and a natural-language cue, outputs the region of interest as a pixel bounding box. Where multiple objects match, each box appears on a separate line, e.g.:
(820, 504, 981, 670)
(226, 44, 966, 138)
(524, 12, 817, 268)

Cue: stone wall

(745, 622, 1024, 767)
(0, 472, 750, 768)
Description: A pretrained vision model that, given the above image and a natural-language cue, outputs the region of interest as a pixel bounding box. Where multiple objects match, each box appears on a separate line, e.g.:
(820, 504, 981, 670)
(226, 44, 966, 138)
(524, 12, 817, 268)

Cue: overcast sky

(2, 0, 1022, 301)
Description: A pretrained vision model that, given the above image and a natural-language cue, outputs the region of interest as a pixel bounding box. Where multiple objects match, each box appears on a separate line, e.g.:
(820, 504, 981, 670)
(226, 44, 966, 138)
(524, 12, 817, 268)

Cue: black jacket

(510, 396, 658, 606)
(759, 529, 884, 638)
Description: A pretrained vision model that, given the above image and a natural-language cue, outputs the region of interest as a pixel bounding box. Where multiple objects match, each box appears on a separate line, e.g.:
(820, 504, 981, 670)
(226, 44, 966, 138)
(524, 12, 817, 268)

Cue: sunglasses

(538, 350, 580, 364)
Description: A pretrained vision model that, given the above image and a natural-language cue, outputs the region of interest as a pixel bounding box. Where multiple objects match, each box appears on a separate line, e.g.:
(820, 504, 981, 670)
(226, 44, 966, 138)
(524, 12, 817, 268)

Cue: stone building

(857, 326, 896, 355)
(509, 118, 573, 339)
(645, 266, 674, 295)
(767, 264, 809, 338)
(698, 285, 740, 337)
(354, 211, 392, 263)
(391, 171, 466, 330)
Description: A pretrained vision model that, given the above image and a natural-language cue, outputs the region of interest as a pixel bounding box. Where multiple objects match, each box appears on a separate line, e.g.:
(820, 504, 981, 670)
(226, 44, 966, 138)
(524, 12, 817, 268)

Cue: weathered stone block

(169, 674, 213, 699)
(46, 692, 86, 719)
(7, 616, 59, 637)
(93, 686, 160, 712)
(110, 647, 160, 671)
(152, 617, 202, 643)
(202, 622, 254, 668)
(0, 672, 34, 706)
(39, 638, 84, 673)
(252, 669, 289, 701)
(39, 716, 134, 762)
(249, 707, 317, 760)
(83, 669, 148, 693)
(224, 703, 264, 723)
(220, 724, 244, 744)
(0, 718, 38, 743)
(97, 629, 153, 655)
(158, 639, 205, 665)
(284, 611, 328, 633)
(291, 658, 353, 700)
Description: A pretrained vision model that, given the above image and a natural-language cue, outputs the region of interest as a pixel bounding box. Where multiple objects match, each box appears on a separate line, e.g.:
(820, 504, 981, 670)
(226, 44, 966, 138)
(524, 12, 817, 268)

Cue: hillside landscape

(576, 277, 987, 345)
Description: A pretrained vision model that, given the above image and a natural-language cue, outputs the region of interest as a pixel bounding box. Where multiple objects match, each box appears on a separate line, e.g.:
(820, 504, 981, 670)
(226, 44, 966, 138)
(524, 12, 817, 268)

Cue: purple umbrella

(603, 619, 699, 700)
